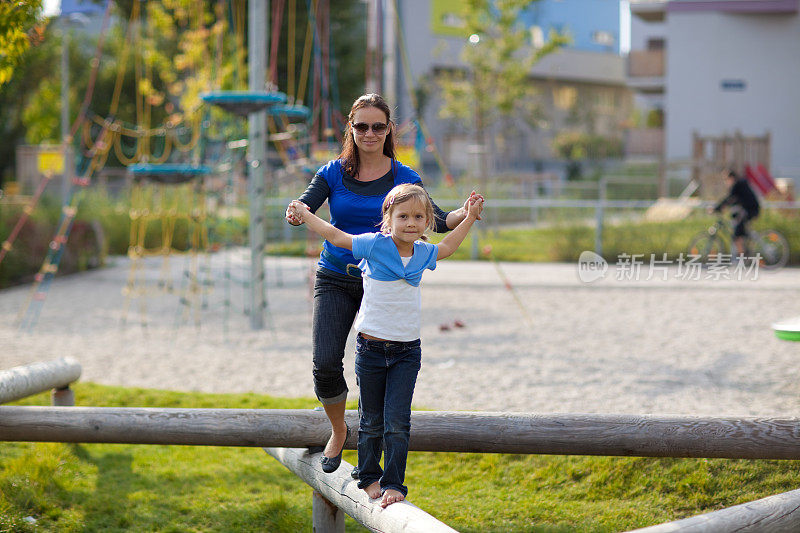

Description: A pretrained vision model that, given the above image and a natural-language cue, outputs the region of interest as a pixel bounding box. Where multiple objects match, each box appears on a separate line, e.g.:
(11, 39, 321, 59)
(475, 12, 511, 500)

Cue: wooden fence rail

(0, 357, 81, 405)
(3, 408, 800, 460)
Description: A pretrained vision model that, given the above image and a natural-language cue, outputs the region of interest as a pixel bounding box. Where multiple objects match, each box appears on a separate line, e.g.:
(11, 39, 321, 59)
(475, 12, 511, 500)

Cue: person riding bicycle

(710, 170, 760, 257)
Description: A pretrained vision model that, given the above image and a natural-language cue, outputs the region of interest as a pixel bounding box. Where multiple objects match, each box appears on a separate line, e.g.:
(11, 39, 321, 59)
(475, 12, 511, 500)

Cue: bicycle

(687, 214, 789, 270)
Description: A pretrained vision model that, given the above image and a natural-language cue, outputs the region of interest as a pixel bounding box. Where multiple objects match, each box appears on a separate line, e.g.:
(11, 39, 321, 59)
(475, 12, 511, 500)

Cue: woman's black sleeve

(297, 174, 330, 213)
(420, 182, 453, 233)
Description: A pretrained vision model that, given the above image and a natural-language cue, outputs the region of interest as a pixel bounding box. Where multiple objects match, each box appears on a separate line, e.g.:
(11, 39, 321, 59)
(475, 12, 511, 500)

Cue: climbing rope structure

(122, 164, 212, 328)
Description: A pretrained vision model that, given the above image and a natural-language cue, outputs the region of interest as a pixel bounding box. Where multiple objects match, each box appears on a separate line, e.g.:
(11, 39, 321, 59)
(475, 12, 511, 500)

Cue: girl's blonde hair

(380, 184, 435, 237)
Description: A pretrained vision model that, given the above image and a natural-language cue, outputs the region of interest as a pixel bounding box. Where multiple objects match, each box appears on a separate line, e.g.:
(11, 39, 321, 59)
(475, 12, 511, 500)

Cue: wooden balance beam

(264, 447, 456, 532)
(630, 487, 800, 532)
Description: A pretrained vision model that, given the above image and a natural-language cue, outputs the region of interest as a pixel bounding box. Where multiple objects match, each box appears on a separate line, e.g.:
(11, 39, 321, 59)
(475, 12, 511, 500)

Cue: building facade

(380, 0, 632, 180)
(629, 0, 800, 185)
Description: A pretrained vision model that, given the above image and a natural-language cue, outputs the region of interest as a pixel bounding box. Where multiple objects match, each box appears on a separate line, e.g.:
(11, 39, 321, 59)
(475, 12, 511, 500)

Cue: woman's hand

(445, 190, 485, 229)
(461, 190, 484, 221)
(465, 196, 484, 221)
(285, 200, 307, 226)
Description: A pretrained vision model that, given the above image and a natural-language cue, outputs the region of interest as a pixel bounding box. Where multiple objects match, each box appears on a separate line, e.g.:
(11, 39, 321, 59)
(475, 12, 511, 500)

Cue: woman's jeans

(355, 334, 421, 497)
(312, 269, 364, 404)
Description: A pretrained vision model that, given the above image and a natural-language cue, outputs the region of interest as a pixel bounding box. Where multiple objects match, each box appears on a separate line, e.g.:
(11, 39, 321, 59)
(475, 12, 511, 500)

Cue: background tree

(0, 2, 49, 185)
(436, 0, 567, 193)
(0, 0, 44, 86)
(0, 0, 366, 185)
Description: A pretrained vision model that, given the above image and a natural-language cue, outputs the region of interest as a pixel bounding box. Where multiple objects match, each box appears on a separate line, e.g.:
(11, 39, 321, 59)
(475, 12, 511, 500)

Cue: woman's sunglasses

(351, 121, 389, 135)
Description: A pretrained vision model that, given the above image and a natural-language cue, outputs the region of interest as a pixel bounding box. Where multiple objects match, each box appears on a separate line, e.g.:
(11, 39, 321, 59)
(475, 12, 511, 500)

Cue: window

(553, 86, 577, 110)
(593, 88, 616, 113)
(441, 12, 465, 29)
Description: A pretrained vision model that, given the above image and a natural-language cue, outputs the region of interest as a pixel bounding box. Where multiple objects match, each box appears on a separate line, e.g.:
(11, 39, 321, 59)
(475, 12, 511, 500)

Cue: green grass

(4, 384, 800, 532)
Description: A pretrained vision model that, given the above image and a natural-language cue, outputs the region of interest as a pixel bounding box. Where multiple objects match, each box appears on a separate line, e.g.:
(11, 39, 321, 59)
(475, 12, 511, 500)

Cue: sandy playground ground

(2, 249, 800, 417)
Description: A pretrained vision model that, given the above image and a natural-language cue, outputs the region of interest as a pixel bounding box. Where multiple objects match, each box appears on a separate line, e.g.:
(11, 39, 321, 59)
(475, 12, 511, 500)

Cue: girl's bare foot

(363, 481, 381, 499)
(380, 489, 404, 508)
(323, 421, 347, 458)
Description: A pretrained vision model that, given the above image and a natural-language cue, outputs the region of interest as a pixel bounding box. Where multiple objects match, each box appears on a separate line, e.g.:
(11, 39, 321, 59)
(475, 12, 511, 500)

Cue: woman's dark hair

(338, 93, 396, 177)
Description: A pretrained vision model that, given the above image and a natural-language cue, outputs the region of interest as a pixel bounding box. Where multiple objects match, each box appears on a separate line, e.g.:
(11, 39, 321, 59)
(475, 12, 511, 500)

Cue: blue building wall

(59, 0, 108, 16)
(520, 0, 621, 54)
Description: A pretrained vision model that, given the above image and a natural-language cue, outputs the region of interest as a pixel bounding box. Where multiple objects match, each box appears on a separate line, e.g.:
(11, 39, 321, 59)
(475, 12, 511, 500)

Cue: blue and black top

(298, 159, 450, 276)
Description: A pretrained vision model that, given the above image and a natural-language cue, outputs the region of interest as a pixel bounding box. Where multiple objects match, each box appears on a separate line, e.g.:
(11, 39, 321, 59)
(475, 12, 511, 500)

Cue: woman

(285, 93, 480, 473)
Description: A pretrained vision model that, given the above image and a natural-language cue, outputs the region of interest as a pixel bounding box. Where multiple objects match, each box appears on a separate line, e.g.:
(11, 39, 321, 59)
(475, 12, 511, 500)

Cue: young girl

(289, 183, 483, 508)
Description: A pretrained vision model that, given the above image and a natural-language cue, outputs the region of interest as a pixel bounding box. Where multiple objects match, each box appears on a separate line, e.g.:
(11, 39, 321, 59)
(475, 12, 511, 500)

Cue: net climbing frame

(122, 164, 212, 328)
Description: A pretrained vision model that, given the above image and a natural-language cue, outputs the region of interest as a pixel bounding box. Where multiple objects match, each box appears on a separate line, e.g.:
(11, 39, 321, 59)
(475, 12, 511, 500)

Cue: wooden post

(628, 487, 800, 532)
(264, 447, 456, 533)
(312, 490, 344, 533)
(594, 178, 606, 256)
(733, 130, 744, 173)
(0, 357, 81, 404)
(691, 130, 702, 185)
(51, 386, 75, 406)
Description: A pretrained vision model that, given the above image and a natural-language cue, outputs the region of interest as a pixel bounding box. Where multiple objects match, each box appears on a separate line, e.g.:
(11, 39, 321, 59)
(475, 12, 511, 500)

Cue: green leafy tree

(436, 0, 568, 191)
(0, 0, 44, 86)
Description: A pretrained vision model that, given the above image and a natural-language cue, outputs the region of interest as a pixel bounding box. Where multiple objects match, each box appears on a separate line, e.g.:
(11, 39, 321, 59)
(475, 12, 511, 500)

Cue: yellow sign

(395, 145, 420, 170)
(37, 149, 65, 175)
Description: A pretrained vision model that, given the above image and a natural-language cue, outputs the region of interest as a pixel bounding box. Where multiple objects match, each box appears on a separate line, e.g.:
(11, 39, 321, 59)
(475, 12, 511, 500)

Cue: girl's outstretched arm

(288, 200, 353, 250)
(436, 197, 483, 260)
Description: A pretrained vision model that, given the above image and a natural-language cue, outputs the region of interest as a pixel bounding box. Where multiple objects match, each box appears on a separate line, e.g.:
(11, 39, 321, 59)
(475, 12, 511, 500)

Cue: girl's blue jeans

(354, 334, 421, 498)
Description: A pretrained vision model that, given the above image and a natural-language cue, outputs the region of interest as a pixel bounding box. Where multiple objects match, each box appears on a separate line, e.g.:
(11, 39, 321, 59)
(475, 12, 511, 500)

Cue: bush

(0, 197, 104, 288)
(0, 189, 253, 288)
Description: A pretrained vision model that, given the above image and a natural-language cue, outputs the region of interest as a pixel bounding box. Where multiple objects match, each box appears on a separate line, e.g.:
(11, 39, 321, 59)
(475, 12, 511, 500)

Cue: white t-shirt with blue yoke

(351, 232, 438, 342)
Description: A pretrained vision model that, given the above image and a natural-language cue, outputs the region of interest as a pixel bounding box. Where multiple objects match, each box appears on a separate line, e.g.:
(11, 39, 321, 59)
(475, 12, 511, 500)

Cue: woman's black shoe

(320, 422, 349, 473)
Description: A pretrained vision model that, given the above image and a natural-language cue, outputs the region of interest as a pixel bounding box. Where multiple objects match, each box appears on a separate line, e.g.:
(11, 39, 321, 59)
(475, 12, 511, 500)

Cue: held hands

(465, 195, 484, 221)
(462, 190, 484, 221)
(285, 200, 309, 225)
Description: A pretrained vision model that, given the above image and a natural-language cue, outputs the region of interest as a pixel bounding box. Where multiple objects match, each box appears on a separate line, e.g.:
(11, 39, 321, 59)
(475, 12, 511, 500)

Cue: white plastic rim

(772, 316, 800, 342)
